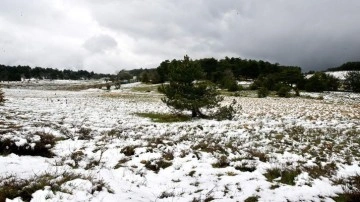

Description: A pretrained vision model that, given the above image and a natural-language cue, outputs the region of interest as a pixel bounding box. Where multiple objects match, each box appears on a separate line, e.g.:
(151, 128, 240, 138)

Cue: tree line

(138, 57, 302, 87)
(327, 62, 360, 72)
(1, 58, 359, 93)
(149, 57, 360, 94)
(152, 57, 304, 93)
(0, 64, 112, 81)
(115, 57, 360, 94)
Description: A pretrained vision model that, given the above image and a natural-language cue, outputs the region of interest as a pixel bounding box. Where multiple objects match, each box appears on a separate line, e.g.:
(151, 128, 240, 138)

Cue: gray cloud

(0, 0, 360, 73)
(83, 34, 118, 53)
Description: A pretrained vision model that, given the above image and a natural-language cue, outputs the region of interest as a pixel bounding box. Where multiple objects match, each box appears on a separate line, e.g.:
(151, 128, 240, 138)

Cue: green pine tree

(345, 71, 360, 92)
(158, 55, 223, 118)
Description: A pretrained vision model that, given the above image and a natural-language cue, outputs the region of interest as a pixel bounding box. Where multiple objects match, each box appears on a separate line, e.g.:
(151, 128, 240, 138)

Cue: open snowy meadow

(0, 81, 359, 202)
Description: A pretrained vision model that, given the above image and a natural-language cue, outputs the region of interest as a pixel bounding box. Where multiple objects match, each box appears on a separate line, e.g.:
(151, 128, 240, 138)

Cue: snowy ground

(0, 82, 359, 202)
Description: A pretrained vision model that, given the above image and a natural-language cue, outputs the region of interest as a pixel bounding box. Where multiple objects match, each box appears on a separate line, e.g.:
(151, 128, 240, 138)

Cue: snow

(305, 70, 359, 80)
(325, 71, 350, 80)
(0, 82, 359, 201)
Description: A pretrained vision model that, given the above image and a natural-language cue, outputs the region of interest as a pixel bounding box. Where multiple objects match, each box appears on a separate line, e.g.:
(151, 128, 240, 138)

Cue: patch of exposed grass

(212, 155, 230, 168)
(158, 190, 175, 199)
(192, 141, 227, 154)
(280, 169, 301, 185)
(77, 127, 92, 140)
(304, 162, 337, 179)
(63, 83, 107, 91)
(226, 171, 237, 176)
(264, 168, 282, 182)
(135, 112, 191, 123)
(162, 150, 174, 161)
(264, 168, 301, 185)
(188, 170, 196, 177)
(69, 150, 85, 168)
(131, 85, 159, 93)
(248, 150, 268, 162)
(234, 164, 256, 172)
(141, 159, 173, 173)
(244, 196, 259, 202)
(120, 145, 138, 156)
(270, 184, 280, 189)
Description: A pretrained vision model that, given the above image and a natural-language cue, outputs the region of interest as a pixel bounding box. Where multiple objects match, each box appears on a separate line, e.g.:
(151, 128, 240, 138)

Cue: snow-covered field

(0, 82, 359, 202)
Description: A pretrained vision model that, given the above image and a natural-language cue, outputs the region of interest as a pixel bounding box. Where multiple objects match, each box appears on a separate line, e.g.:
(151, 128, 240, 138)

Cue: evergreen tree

(304, 72, 340, 92)
(140, 71, 150, 83)
(344, 71, 360, 92)
(157, 60, 171, 83)
(220, 69, 240, 91)
(158, 55, 223, 118)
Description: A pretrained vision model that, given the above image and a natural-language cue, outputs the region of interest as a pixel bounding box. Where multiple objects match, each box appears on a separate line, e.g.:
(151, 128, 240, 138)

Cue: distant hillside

(327, 62, 360, 71)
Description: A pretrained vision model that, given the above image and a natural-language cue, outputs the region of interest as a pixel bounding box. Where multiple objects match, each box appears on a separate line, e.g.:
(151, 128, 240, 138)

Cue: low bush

(158, 191, 175, 199)
(212, 155, 230, 168)
(226, 80, 241, 92)
(120, 145, 137, 156)
(212, 105, 236, 121)
(264, 168, 301, 185)
(305, 72, 339, 92)
(277, 85, 292, 98)
(78, 127, 92, 140)
(234, 164, 256, 172)
(0, 132, 57, 157)
(142, 159, 172, 173)
(114, 82, 121, 90)
(257, 87, 269, 98)
(106, 83, 111, 90)
(0, 171, 112, 202)
(212, 99, 240, 121)
(264, 168, 281, 182)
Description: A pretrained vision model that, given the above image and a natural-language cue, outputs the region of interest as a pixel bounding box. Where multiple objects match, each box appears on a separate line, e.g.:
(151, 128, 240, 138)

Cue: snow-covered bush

(212, 104, 237, 121)
(0, 171, 112, 202)
(335, 175, 360, 201)
(0, 131, 57, 157)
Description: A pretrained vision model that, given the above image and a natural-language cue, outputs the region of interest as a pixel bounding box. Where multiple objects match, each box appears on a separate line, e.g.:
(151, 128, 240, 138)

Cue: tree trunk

(192, 108, 207, 118)
(192, 109, 197, 117)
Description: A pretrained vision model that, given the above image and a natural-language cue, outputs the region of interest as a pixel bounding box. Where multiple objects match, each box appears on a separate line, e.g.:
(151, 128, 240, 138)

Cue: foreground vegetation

(2, 59, 360, 94)
(0, 82, 359, 201)
(0, 56, 359, 201)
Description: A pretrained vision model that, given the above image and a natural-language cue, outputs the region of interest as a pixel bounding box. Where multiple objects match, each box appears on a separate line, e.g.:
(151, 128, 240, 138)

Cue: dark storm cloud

(0, 0, 359, 73)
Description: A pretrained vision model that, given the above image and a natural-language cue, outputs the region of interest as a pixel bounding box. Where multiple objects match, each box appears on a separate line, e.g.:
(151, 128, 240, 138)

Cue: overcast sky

(1, 0, 360, 73)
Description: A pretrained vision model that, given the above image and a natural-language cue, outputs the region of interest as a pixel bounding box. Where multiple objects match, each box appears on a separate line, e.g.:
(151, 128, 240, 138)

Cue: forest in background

(1, 58, 360, 93)
(0, 64, 112, 81)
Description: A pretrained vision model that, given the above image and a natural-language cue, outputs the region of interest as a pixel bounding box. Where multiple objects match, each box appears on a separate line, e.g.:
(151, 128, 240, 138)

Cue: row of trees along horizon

(1, 58, 360, 93)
